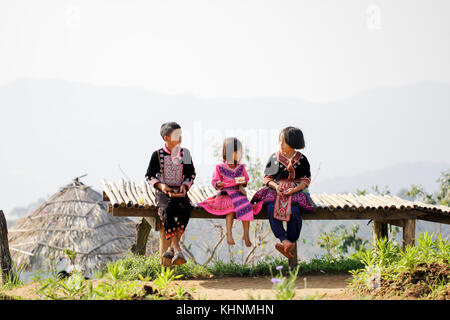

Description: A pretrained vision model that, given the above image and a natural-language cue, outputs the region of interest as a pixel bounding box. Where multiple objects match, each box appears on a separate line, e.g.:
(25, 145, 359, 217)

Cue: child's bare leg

(226, 213, 235, 245)
(242, 221, 252, 247)
(171, 235, 182, 253)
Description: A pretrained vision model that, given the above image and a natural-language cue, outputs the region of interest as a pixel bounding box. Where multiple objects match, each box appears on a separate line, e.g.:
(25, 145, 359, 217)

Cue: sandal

(172, 252, 187, 266)
(283, 241, 295, 260)
(275, 243, 292, 259)
(162, 247, 174, 260)
(161, 247, 174, 266)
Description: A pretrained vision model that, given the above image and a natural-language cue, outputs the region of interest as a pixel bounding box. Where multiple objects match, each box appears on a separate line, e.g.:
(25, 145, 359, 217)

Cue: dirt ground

(174, 275, 358, 300)
(1, 275, 361, 300)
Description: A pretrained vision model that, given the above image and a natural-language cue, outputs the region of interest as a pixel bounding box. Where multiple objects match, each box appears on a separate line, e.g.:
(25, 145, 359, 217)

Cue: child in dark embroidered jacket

(251, 127, 315, 259)
(145, 122, 196, 265)
(198, 137, 263, 247)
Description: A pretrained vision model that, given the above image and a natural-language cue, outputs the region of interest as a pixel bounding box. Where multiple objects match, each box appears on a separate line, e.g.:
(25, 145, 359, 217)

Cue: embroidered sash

(273, 180, 296, 221)
(270, 151, 303, 221)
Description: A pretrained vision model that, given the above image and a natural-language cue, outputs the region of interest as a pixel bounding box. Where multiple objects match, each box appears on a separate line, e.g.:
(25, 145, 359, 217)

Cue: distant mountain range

(1, 78, 449, 261)
(312, 161, 449, 195)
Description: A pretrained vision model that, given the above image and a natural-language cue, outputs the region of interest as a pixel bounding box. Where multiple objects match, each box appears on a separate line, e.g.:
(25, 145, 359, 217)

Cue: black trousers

(155, 189, 192, 240)
(267, 203, 303, 242)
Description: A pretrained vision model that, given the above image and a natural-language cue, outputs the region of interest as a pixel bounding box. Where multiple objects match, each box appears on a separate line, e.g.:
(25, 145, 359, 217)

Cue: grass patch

(348, 232, 450, 300)
(102, 252, 362, 281)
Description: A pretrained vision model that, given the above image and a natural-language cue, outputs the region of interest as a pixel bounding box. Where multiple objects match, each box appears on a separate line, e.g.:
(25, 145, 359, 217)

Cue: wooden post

(0, 210, 12, 284)
(131, 217, 152, 255)
(402, 219, 416, 250)
(372, 220, 389, 244)
(288, 241, 298, 270)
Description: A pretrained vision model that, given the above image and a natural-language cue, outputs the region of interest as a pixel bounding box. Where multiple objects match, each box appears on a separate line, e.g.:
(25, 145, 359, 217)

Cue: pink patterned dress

(198, 162, 263, 221)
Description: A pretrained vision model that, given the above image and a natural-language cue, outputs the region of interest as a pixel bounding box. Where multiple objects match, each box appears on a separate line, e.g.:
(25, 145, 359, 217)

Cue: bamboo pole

(134, 183, 150, 209)
(332, 194, 356, 210)
(140, 181, 155, 207)
(319, 193, 342, 209)
(110, 181, 126, 208)
(341, 194, 366, 212)
(382, 195, 406, 210)
(118, 179, 133, 208)
(392, 196, 414, 210)
(351, 194, 377, 210)
(101, 179, 120, 208)
(125, 180, 139, 208)
(365, 194, 393, 210)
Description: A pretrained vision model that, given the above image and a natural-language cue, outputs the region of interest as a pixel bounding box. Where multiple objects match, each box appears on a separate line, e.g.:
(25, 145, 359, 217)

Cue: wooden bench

(102, 179, 450, 268)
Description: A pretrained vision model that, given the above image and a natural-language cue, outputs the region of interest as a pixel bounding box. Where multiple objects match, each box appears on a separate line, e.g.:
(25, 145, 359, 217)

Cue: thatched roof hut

(8, 178, 136, 274)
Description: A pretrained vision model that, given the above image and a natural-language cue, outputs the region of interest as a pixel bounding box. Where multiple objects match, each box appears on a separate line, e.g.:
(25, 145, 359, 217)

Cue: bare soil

(175, 274, 358, 300)
(372, 261, 450, 300)
(1, 275, 358, 300)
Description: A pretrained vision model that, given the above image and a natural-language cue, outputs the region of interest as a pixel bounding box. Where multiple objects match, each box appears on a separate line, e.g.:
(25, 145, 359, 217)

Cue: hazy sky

(1, 1, 449, 216)
(1, 0, 449, 102)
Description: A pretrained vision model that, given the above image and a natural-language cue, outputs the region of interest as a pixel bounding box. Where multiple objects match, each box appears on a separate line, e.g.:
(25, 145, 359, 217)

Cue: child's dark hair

(160, 122, 181, 138)
(280, 126, 305, 149)
(222, 137, 243, 163)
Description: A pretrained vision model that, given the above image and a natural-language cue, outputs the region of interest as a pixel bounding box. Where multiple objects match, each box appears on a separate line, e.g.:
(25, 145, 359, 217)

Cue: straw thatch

(8, 178, 136, 274)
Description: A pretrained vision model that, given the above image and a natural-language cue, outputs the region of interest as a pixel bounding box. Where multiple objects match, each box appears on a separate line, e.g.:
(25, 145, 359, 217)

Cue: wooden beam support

(0, 210, 12, 284)
(110, 206, 427, 222)
(373, 220, 389, 244)
(288, 242, 298, 269)
(402, 219, 416, 250)
(376, 219, 404, 228)
(130, 217, 152, 256)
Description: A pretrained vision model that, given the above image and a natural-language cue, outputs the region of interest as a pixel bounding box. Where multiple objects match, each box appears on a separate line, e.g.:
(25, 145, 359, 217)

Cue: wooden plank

(403, 219, 416, 250)
(110, 207, 427, 221)
(375, 218, 405, 228)
(0, 210, 12, 284)
(417, 214, 450, 225)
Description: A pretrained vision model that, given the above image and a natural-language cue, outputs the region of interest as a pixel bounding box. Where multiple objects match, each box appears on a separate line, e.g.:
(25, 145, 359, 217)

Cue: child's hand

(179, 184, 188, 196)
(283, 188, 296, 196)
(239, 185, 247, 196)
(274, 184, 284, 197)
(159, 184, 172, 195)
(216, 181, 224, 188)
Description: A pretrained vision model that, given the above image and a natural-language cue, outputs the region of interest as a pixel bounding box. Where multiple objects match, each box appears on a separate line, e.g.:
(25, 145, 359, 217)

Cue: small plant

(153, 267, 183, 296)
(64, 249, 77, 266)
(348, 232, 450, 300)
(58, 272, 87, 300)
(93, 279, 143, 300)
(269, 265, 299, 300)
(1, 262, 25, 290)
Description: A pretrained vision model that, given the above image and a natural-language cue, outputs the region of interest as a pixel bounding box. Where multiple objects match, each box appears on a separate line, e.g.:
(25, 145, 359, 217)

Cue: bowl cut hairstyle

(222, 137, 243, 163)
(280, 126, 305, 149)
(160, 122, 181, 139)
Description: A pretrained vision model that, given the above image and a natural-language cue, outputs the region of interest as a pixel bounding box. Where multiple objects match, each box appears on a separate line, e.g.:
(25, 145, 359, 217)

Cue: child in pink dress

(198, 137, 263, 247)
